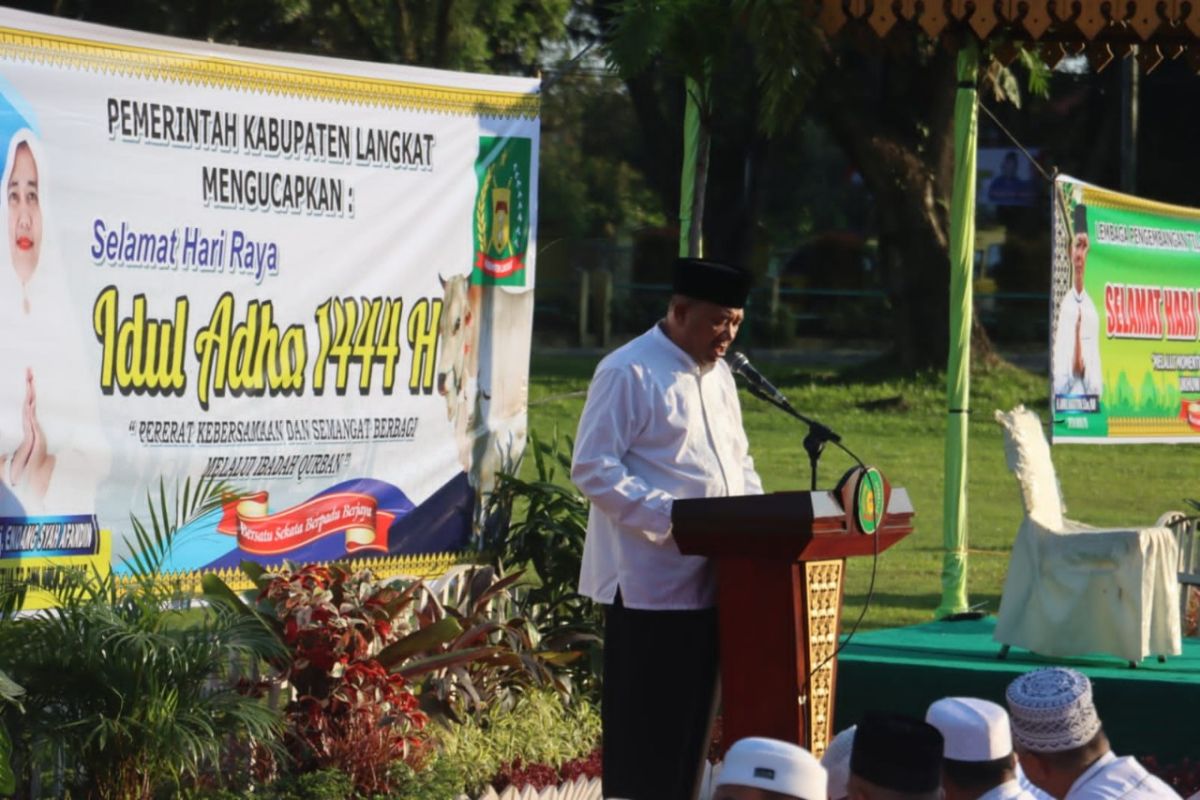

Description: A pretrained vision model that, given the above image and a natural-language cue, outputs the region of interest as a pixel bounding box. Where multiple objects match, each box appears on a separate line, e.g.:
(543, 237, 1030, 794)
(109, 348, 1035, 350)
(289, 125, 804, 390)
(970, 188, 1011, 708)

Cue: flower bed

(204, 561, 602, 798)
(490, 748, 603, 791)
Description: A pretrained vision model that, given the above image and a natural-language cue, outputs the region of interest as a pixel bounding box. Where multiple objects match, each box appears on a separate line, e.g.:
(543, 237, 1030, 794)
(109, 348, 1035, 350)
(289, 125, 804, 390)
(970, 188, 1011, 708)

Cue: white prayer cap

(821, 726, 856, 799)
(718, 737, 828, 800)
(1005, 668, 1102, 753)
(925, 697, 1013, 761)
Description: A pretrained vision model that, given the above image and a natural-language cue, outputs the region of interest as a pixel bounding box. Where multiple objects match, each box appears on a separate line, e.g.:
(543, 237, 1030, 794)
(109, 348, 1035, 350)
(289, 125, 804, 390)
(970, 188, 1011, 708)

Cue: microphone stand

(741, 382, 841, 490)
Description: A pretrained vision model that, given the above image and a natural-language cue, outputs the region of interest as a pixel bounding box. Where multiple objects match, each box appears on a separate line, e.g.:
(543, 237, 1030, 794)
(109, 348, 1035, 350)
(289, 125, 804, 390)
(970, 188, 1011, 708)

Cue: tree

(597, 0, 1038, 366)
(595, 0, 822, 272)
(13, 0, 570, 74)
(602, 0, 734, 256)
(596, 1, 956, 364)
(539, 69, 665, 241)
(808, 43, 961, 368)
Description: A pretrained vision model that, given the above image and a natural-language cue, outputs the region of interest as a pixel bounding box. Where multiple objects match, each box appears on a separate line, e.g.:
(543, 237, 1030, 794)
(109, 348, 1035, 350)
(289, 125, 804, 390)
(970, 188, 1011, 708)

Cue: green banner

(1052, 176, 1200, 443)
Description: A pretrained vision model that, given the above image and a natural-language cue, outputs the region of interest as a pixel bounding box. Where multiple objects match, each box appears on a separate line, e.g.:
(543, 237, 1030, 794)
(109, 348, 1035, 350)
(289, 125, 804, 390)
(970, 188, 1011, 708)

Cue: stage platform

(834, 617, 1200, 760)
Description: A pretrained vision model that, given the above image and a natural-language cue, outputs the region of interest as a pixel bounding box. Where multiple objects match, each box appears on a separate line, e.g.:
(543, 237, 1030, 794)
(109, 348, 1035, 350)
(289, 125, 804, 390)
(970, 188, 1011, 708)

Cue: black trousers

(601, 592, 719, 800)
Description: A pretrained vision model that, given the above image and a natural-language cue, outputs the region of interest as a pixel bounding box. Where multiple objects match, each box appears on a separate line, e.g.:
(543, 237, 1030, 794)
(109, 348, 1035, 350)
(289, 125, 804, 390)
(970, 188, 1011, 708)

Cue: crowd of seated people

(703, 667, 1184, 800)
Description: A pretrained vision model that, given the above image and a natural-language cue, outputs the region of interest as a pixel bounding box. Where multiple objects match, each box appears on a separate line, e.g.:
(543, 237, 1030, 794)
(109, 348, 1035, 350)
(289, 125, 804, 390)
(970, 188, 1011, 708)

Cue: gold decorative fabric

(807, 0, 1200, 71)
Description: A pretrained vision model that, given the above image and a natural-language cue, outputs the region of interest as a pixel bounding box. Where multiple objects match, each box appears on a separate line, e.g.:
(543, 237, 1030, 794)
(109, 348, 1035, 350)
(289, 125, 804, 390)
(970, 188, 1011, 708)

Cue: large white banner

(0, 9, 538, 595)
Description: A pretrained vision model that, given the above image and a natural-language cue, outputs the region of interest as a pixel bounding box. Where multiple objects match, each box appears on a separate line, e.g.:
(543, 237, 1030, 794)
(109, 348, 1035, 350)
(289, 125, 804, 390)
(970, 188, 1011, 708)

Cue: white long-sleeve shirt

(1064, 752, 1181, 800)
(1052, 288, 1103, 398)
(572, 323, 763, 610)
(978, 778, 1048, 800)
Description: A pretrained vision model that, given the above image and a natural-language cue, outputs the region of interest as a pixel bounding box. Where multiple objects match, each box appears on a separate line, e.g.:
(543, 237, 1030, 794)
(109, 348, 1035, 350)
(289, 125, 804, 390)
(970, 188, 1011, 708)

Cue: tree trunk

(433, 0, 455, 67)
(689, 118, 710, 256)
(623, 72, 685, 223)
(814, 46, 997, 370)
(699, 40, 770, 270)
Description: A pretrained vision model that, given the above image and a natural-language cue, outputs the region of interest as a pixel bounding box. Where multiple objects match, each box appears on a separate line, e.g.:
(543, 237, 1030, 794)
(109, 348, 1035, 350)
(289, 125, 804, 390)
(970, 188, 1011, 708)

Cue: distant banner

(0, 8, 538, 600)
(978, 147, 1042, 210)
(1051, 176, 1200, 443)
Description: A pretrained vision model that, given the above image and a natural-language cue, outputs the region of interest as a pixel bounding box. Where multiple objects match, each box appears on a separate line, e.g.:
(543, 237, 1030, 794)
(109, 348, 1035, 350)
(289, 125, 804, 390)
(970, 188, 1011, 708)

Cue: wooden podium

(672, 467, 913, 758)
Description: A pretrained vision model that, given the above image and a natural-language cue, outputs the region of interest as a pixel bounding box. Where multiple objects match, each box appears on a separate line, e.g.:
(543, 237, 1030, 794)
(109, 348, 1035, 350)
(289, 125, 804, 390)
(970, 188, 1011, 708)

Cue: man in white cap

(926, 697, 1041, 800)
(1005, 668, 1180, 800)
(712, 737, 828, 800)
(822, 726, 856, 800)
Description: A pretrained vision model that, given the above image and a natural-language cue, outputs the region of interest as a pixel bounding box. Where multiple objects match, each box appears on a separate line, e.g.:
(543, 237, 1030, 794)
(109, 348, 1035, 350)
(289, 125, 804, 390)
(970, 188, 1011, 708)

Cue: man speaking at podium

(572, 257, 763, 800)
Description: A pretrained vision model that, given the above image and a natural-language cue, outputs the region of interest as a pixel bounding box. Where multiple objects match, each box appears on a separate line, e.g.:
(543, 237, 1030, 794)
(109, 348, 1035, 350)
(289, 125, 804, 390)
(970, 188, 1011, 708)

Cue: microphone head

(727, 351, 751, 374)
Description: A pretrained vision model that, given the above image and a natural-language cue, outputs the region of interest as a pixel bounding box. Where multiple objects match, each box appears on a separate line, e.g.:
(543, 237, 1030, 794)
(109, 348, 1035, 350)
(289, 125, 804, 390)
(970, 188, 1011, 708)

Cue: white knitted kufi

(1005, 668, 1101, 753)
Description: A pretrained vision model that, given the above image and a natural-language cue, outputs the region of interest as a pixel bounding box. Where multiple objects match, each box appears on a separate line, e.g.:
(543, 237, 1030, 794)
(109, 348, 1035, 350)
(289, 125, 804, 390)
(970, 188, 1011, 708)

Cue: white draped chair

(993, 406, 1182, 665)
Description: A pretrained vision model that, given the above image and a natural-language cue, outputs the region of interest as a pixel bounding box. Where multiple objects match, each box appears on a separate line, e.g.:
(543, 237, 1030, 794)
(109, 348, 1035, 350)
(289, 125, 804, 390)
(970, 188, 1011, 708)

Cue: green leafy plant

(484, 430, 588, 609)
(0, 478, 284, 799)
(0, 669, 24, 795)
(428, 688, 601, 796)
(415, 565, 582, 724)
(483, 428, 603, 701)
(261, 767, 355, 800)
(385, 757, 470, 800)
(0, 571, 284, 798)
(125, 475, 231, 577)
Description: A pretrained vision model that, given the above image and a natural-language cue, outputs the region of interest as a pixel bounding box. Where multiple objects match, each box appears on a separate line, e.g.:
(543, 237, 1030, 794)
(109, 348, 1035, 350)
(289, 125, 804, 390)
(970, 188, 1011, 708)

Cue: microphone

(727, 352, 797, 412)
(727, 351, 850, 490)
(726, 352, 841, 445)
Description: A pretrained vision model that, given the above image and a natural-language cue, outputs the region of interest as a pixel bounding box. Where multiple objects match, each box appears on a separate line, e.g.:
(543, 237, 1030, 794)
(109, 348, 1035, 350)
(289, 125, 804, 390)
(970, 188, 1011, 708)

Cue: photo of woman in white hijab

(0, 93, 108, 517)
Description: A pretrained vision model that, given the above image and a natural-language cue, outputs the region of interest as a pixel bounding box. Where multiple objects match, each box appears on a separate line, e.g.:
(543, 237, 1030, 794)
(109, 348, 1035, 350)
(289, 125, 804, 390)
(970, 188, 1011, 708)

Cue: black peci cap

(850, 713, 944, 793)
(1073, 203, 1088, 236)
(672, 257, 753, 308)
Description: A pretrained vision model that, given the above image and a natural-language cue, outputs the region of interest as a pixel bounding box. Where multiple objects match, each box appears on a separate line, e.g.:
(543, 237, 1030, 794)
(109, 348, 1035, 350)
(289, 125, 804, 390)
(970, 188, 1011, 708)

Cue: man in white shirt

(1005, 668, 1180, 800)
(712, 737, 828, 800)
(1051, 204, 1103, 402)
(926, 697, 1043, 800)
(572, 257, 761, 800)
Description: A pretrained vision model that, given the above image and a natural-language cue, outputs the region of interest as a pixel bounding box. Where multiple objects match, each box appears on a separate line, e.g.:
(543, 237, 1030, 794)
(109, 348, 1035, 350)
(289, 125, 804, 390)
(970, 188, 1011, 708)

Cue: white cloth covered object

(993, 406, 1181, 662)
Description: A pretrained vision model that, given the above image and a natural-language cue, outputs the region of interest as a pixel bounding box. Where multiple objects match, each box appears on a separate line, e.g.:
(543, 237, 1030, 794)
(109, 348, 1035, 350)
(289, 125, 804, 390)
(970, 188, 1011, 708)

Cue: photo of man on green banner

(1052, 176, 1200, 443)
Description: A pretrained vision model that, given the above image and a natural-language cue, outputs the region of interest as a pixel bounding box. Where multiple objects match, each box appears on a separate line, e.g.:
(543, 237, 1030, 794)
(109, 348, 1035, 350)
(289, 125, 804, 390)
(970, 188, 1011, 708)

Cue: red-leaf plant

(256, 564, 439, 794)
(206, 561, 583, 792)
(491, 748, 603, 792)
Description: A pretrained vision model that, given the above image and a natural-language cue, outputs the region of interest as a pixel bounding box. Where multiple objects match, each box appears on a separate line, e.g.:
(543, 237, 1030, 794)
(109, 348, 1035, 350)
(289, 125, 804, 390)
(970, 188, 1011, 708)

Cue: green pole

(936, 43, 979, 619)
(679, 76, 704, 258)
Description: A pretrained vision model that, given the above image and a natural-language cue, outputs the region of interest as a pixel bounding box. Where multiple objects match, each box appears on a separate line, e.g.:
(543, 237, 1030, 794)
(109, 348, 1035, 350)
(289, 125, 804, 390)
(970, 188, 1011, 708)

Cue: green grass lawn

(526, 353, 1197, 630)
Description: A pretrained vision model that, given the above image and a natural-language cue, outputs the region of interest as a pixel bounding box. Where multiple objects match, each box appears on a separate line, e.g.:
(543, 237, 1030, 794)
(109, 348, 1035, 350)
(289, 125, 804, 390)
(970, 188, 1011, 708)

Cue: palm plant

(0, 478, 286, 798)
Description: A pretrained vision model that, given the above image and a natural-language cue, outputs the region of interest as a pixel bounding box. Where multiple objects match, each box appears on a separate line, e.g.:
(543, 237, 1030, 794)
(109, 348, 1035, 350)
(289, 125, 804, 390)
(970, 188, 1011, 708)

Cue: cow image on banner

(437, 135, 534, 533)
